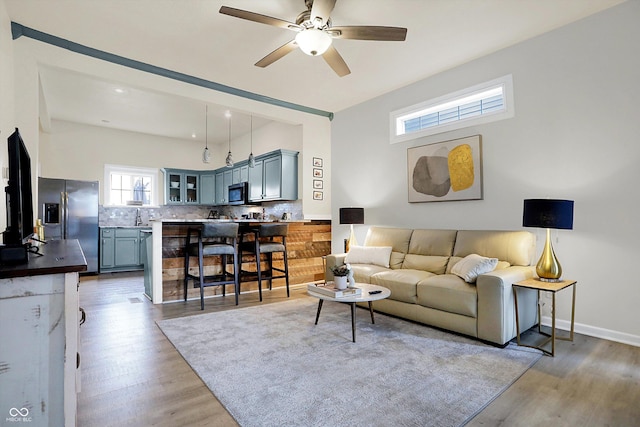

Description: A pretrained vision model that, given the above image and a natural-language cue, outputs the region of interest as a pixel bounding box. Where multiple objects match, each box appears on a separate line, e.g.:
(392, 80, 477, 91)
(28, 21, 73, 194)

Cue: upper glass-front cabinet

(167, 171, 182, 203)
(164, 169, 200, 205)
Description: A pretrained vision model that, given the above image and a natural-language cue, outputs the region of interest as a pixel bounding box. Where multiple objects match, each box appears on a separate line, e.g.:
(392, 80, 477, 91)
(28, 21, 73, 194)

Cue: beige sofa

(325, 227, 539, 346)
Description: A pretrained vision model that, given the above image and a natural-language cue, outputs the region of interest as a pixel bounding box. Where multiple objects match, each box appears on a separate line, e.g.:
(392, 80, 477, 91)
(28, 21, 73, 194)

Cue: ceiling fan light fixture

(295, 28, 332, 56)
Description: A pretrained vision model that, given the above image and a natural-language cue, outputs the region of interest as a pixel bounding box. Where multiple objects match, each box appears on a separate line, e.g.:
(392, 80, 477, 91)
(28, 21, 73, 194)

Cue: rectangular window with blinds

(390, 75, 514, 143)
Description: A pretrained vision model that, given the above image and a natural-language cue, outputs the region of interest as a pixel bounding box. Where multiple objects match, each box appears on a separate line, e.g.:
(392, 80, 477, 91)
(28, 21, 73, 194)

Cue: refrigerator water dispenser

(44, 203, 60, 224)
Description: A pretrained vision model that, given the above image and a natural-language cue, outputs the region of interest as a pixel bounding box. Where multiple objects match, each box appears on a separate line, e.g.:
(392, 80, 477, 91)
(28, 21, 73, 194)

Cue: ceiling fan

(219, 0, 407, 77)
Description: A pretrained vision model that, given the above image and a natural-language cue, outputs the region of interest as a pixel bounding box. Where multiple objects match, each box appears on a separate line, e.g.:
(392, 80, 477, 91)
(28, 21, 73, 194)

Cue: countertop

(100, 225, 152, 228)
(0, 239, 87, 279)
(150, 219, 309, 223)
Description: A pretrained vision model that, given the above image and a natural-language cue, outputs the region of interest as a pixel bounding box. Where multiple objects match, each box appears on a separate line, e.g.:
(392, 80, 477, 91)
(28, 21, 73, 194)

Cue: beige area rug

(157, 298, 540, 427)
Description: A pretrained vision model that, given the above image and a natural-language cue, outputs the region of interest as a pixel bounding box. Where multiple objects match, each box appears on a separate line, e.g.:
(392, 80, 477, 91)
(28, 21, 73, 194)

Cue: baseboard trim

(541, 316, 640, 348)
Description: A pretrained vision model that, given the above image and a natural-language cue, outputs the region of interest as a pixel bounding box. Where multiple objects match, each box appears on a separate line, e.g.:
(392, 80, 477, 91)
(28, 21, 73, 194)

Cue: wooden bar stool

(184, 222, 240, 310)
(240, 223, 290, 301)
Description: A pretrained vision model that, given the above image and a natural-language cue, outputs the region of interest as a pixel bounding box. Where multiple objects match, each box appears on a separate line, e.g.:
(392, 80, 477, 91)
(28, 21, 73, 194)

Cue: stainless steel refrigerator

(38, 178, 99, 273)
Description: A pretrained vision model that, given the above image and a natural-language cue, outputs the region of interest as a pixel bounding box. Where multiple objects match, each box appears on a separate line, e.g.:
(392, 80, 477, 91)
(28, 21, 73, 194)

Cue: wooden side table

(513, 278, 577, 356)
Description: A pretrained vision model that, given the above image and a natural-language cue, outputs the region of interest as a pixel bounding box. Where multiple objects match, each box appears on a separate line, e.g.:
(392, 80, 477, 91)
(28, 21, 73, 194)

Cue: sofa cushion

(451, 254, 498, 283)
(351, 264, 391, 283)
(402, 255, 450, 275)
(407, 229, 457, 257)
(417, 274, 478, 318)
(345, 245, 392, 268)
(364, 227, 413, 269)
(370, 269, 434, 304)
(453, 230, 535, 267)
(401, 229, 457, 274)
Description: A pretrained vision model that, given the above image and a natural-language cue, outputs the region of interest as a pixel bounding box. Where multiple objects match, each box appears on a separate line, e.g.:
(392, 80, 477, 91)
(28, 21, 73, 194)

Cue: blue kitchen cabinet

(163, 169, 200, 205)
(200, 173, 216, 205)
(248, 149, 298, 202)
(100, 227, 150, 273)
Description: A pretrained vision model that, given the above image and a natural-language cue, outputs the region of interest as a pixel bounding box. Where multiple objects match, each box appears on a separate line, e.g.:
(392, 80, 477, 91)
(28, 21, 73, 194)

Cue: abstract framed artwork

(313, 157, 323, 167)
(313, 179, 323, 189)
(313, 168, 323, 178)
(313, 191, 323, 200)
(407, 135, 483, 203)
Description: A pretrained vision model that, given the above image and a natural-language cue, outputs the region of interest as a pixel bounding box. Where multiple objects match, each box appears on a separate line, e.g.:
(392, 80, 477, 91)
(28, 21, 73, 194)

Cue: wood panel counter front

(149, 219, 331, 304)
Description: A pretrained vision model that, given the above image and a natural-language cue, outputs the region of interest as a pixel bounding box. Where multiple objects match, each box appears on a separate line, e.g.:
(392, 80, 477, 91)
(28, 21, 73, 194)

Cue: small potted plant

(331, 263, 351, 290)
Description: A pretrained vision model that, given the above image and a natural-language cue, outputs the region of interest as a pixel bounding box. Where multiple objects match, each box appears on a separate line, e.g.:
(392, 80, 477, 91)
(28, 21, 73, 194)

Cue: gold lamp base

(536, 228, 562, 282)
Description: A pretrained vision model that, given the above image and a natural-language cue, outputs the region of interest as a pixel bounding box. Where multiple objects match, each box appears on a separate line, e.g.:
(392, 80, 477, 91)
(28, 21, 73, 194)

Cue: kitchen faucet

(135, 208, 143, 226)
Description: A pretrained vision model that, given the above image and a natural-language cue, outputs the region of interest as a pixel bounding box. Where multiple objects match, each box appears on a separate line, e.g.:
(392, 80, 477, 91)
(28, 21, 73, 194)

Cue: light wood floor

(77, 272, 640, 427)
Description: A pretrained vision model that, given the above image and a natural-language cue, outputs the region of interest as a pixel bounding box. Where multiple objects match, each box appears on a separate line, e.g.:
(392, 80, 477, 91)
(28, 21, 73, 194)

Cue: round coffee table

(307, 283, 390, 342)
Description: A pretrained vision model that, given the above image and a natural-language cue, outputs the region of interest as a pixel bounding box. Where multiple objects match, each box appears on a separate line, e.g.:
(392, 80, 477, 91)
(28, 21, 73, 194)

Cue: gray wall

(331, 2, 640, 344)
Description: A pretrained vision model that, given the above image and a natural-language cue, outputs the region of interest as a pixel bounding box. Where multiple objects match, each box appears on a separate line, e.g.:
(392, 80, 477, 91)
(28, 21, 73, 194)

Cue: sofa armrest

(476, 266, 537, 345)
(325, 253, 347, 282)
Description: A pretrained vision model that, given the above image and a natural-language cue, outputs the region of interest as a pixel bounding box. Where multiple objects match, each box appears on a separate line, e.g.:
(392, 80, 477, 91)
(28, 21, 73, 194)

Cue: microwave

(228, 182, 249, 205)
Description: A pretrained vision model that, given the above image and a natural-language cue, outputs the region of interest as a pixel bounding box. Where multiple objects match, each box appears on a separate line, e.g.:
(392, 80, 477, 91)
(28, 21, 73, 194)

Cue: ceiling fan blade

(219, 6, 300, 31)
(255, 40, 298, 68)
(322, 45, 350, 77)
(330, 26, 407, 41)
(310, 0, 337, 27)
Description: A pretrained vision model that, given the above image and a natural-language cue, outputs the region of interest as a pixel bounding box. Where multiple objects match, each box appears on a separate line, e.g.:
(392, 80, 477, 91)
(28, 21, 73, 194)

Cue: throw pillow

(345, 245, 393, 268)
(451, 253, 499, 283)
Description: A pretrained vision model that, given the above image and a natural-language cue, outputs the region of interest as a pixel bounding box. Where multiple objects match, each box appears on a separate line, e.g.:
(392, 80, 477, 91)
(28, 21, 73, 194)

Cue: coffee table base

(314, 300, 376, 342)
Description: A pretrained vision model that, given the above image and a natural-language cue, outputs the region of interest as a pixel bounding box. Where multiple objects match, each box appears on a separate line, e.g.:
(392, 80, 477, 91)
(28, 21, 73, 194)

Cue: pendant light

(202, 105, 210, 163)
(225, 113, 234, 168)
(248, 115, 255, 168)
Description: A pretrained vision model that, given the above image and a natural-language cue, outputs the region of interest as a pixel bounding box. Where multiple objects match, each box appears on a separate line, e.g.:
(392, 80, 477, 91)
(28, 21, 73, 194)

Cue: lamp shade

(523, 199, 574, 230)
(339, 207, 364, 225)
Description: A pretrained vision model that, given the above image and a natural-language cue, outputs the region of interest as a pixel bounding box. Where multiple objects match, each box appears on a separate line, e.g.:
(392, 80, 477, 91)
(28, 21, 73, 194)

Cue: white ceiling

(5, 0, 625, 144)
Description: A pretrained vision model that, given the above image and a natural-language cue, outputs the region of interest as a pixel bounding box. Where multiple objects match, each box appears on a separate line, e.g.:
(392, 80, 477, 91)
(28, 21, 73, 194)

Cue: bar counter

(149, 219, 331, 304)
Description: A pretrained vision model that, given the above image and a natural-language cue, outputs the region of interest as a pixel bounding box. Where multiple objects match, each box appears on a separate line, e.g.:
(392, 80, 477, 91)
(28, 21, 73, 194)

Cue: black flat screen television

(3, 128, 34, 246)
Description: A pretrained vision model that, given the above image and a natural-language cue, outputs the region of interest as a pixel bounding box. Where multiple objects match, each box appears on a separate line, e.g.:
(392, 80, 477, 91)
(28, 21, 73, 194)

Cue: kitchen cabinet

(232, 164, 249, 184)
(248, 149, 298, 202)
(163, 169, 200, 205)
(100, 227, 150, 273)
(215, 169, 233, 205)
(141, 230, 153, 299)
(100, 228, 115, 269)
(200, 173, 216, 205)
(161, 148, 297, 206)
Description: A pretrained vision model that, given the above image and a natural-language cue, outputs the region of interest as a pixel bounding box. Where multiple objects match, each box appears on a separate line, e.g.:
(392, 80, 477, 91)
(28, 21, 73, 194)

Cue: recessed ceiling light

(114, 88, 126, 94)
(191, 133, 197, 138)
(225, 110, 232, 118)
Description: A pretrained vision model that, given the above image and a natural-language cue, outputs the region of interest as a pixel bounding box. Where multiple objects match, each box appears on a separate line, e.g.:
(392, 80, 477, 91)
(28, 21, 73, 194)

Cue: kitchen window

(390, 75, 514, 143)
(104, 165, 158, 206)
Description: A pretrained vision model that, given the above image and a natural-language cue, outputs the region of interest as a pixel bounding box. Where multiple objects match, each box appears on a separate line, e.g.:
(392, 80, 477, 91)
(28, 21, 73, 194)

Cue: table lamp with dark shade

(523, 199, 574, 282)
(339, 207, 364, 252)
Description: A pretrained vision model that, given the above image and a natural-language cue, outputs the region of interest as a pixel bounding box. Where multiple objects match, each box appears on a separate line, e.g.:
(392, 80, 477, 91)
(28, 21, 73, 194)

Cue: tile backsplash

(99, 200, 304, 226)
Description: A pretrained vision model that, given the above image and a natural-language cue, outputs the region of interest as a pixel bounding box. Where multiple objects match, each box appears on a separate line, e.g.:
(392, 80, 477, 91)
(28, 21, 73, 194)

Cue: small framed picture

(313, 157, 323, 167)
(313, 191, 323, 200)
(313, 168, 323, 178)
(313, 179, 323, 189)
